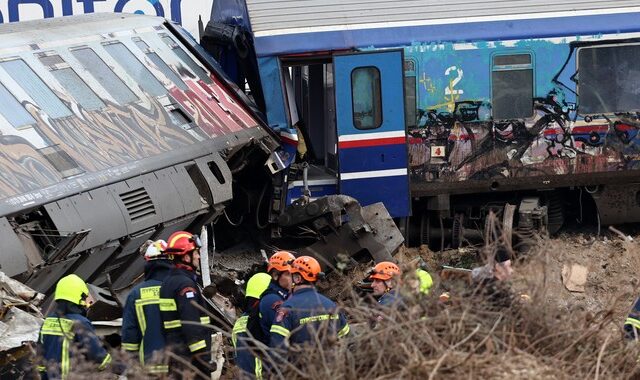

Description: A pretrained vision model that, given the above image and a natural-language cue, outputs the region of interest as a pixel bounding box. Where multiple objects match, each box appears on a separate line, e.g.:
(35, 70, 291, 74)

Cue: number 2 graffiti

(444, 66, 464, 96)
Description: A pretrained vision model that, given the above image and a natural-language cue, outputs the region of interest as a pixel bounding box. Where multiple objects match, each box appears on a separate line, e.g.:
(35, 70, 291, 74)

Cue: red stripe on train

(338, 136, 406, 148)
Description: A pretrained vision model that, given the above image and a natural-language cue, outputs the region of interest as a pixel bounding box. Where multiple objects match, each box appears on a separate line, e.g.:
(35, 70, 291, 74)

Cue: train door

(333, 50, 410, 217)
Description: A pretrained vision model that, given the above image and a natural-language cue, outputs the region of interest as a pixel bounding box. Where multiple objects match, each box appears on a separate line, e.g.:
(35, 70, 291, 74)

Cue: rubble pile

(0, 272, 44, 377)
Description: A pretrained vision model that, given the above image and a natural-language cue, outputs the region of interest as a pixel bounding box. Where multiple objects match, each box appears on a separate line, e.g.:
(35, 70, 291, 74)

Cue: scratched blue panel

(257, 56, 288, 131)
(254, 12, 640, 57)
(403, 39, 575, 116)
(339, 144, 407, 173)
(341, 175, 410, 218)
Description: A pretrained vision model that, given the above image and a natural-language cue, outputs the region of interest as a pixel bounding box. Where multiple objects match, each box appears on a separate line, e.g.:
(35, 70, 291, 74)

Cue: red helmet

(165, 231, 201, 256)
(268, 251, 295, 272)
(290, 256, 322, 282)
(369, 262, 401, 281)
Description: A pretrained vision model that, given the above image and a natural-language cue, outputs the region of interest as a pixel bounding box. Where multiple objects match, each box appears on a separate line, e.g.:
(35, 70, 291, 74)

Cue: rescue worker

(369, 261, 403, 306)
(624, 296, 640, 340)
(159, 231, 212, 377)
(415, 268, 434, 295)
(269, 256, 349, 350)
(258, 251, 295, 343)
(232, 272, 272, 379)
(121, 239, 173, 374)
(37, 274, 115, 379)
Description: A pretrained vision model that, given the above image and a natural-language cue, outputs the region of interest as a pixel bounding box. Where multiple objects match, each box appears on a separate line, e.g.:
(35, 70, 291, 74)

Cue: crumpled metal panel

(0, 271, 44, 352)
(0, 308, 42, 351)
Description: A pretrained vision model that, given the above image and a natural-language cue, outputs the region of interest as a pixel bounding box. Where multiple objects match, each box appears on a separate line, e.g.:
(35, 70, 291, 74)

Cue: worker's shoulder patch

(274, 308, 288, 323)
(179, 286, 198, 298)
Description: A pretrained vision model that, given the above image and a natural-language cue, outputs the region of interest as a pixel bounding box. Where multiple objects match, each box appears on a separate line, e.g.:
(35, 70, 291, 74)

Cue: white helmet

(144, 240, 168, 261)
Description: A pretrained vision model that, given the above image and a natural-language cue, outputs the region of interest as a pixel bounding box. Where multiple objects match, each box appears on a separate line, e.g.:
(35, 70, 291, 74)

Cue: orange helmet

(165, 231, 201, 256)
(290, 256, 322, 282)
(268, 251, 295, 272)
(369, 262, 401, 281)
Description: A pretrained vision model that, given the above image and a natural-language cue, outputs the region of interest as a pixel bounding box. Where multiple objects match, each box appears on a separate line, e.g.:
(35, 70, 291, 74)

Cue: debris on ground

(0, 271, 44, 378)
(561, 263, 589, 292)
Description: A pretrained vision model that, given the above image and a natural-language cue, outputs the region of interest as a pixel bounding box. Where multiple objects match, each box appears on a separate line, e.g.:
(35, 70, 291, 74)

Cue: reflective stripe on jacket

(159, 267, 211, 360)
(232, 315, 263, 379)
(121, 260, 172, 373)
(38, 314, 111, 379)
(258, 281, 288, 345)
(269, 287, 349, 348)
(625, 297, 640, 340)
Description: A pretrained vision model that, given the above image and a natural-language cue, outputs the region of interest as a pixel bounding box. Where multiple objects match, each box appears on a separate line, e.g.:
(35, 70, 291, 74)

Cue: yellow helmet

(54, 274, 90, 306)
(245, 272, 271, 299)
(416, 269, 433, 295)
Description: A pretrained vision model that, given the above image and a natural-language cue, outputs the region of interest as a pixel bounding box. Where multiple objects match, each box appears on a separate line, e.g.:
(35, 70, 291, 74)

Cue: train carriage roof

(0, 13, 166, 50)
(242, 0, 640, 56)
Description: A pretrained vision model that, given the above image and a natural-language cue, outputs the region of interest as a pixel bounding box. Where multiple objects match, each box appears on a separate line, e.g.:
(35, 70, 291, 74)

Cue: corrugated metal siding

(246, 0, 640, 34)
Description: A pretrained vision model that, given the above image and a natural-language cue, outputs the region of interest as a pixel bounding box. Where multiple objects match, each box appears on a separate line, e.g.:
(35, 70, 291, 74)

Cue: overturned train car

(0, 13, 282, 296)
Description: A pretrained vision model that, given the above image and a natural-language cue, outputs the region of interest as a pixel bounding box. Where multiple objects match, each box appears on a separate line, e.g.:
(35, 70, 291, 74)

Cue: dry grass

(248, 238, 640, 379)
(22, 234, 640, 379)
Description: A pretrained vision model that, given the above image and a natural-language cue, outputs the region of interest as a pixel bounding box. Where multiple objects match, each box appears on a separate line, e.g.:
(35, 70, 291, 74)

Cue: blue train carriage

(0, 13, 279, 295)
(212, 1, 640, 246)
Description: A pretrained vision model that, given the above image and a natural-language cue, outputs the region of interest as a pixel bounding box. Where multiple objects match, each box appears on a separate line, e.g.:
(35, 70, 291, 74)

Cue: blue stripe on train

(339, 144, 407, 173)
(341, 175, 410, 218)
(255, 11, 640, 56)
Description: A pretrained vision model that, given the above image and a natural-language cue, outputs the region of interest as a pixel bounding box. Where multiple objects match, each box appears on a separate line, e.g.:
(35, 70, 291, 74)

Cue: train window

(491, 54, 533, 120)
(578, 44, 640, 114)
(38, 145, 84, 178)
(71, 47, 138, 105)
(37, 54, 105, 111)
(351, 66, 382, 130)
(0, 59, 72, 119)
(404, 59, 417, 127)
(160, 34, 212, 84)
(0, 82, 36, 127)
(102, 42, 166, 97)
(132, 38, 188, 91)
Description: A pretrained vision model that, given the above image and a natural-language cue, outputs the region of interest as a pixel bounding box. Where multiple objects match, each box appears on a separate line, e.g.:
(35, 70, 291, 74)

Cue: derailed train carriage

(0, 14, 401, 300)
(205, 0, 640, 248)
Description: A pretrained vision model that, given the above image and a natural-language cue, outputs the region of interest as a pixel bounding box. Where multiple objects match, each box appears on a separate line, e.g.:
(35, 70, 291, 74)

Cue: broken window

(37, 53, 105, 111)
(351, 66, 382, 130)
(160, 34, 212, 84)
(132, 38, 188, 91)
(103, 41, 166, 97)
(492, 53, 533, 120)
(71, 47, 138, 105)
(578, 44, 640, 114)
(404, 59, 417, 127)
(0, 59, 72, 119)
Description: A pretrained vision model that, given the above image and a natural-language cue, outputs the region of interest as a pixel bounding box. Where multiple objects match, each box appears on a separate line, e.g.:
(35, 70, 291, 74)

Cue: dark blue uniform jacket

(269, 286, 349, 348)
(121, 260, 172, 373)
(258, 281, 288, 344)
(37, 302, 111, 379)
